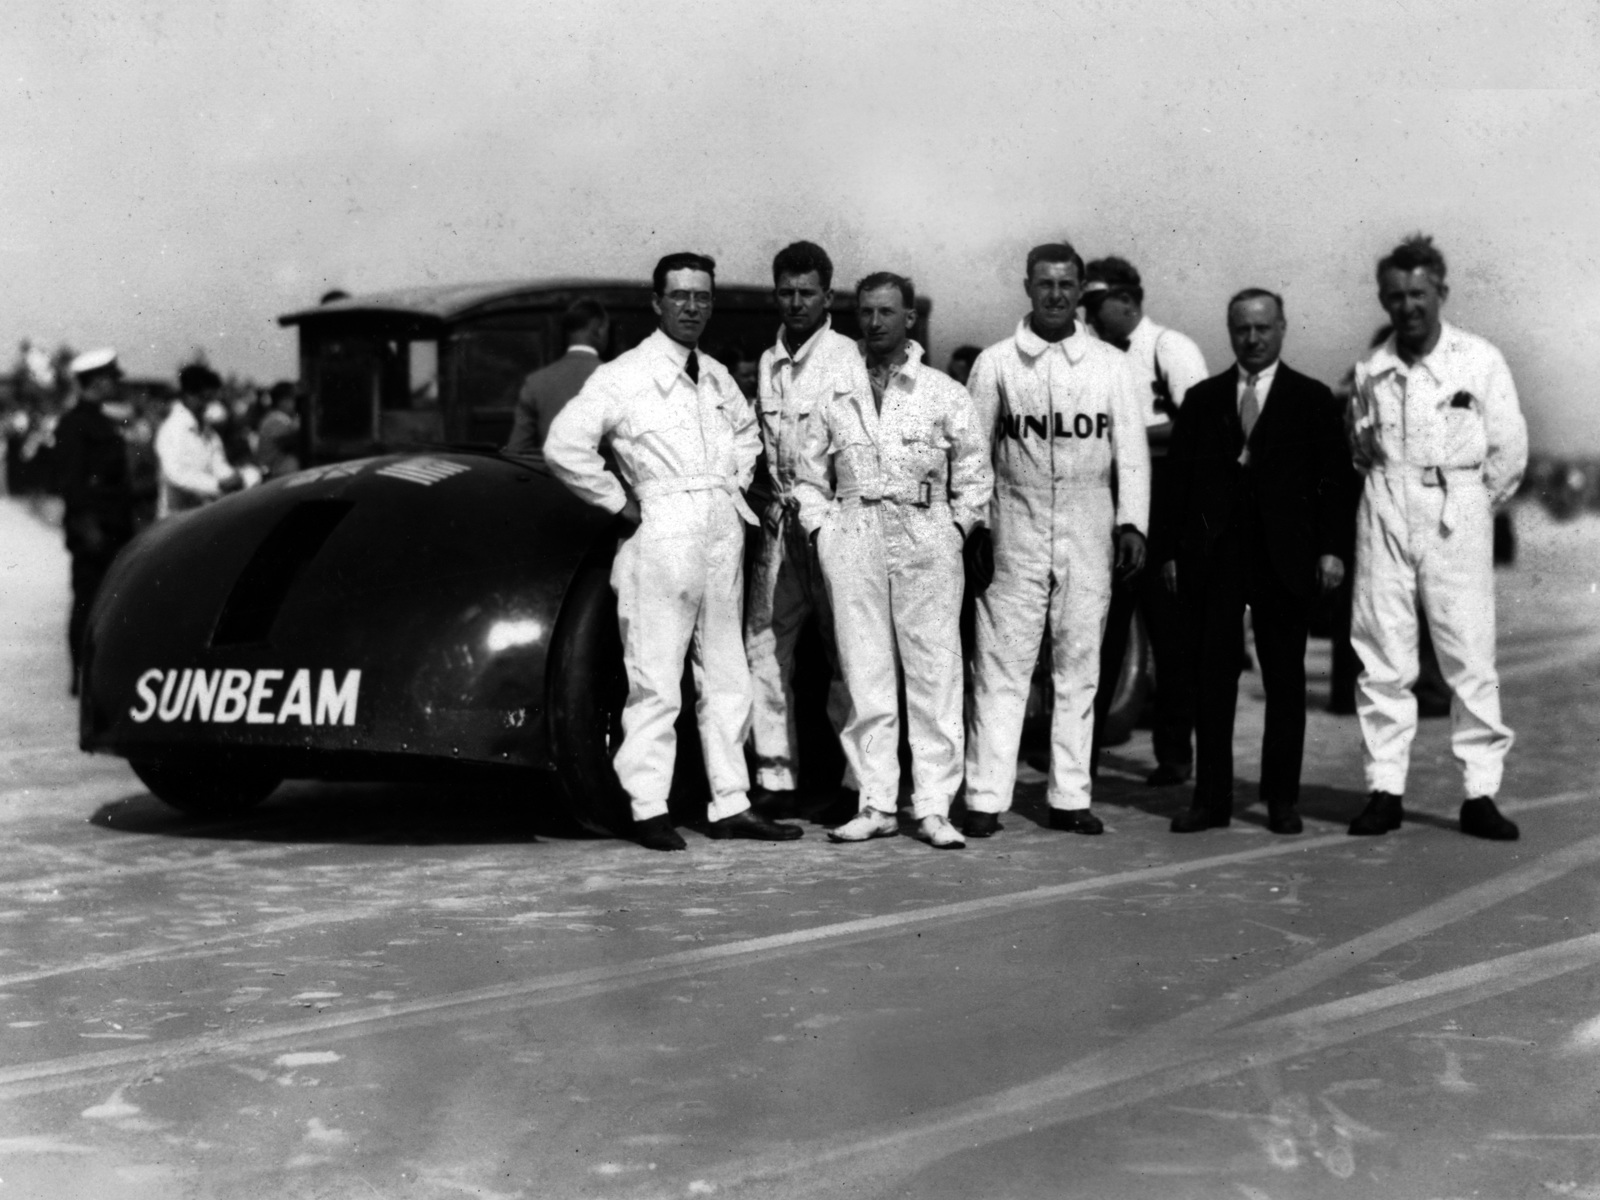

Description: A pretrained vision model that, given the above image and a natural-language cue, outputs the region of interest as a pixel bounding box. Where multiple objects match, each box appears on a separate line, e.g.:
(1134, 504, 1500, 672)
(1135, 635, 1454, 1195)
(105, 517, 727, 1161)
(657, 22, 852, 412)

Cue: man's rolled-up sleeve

(1158, 332, 1209, 409)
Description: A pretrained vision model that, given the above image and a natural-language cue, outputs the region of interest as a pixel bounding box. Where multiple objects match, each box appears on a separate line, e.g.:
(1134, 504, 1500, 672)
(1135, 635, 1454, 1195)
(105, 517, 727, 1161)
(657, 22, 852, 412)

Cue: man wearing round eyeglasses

(545, 253, 804, 851)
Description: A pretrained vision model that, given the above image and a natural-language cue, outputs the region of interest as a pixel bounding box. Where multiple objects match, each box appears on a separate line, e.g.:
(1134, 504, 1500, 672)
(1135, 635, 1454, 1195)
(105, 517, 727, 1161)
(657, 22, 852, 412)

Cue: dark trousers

(1183, 528, 1309, 813)
(68, 549, 118, 683)
(1093, 455, 1194, 773)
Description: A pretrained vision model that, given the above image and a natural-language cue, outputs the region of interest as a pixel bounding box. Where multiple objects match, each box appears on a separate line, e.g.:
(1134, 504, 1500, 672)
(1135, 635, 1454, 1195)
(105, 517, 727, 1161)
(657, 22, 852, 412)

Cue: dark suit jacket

(1152, 362, 1351, 598)
(503, 349, 602, 455)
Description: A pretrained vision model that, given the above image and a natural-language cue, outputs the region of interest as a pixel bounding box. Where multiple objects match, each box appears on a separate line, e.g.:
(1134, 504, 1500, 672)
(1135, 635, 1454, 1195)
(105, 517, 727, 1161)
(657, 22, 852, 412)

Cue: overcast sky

(4, 0, 1597, 450)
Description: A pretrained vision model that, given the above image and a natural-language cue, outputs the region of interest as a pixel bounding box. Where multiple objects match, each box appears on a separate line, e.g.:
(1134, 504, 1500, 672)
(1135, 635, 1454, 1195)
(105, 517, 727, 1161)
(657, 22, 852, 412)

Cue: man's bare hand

(1162, 560, 1178, 595)
(1317, 554, 1345, 595)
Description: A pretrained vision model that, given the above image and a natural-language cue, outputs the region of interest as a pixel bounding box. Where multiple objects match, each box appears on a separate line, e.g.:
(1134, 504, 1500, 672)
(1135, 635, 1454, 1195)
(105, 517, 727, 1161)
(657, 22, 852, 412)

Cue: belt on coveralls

(833, 480, 943, 508)
(633, 475, 759, 525)
(760, 491, 802, 533)
(1377, 463, 1483, 534)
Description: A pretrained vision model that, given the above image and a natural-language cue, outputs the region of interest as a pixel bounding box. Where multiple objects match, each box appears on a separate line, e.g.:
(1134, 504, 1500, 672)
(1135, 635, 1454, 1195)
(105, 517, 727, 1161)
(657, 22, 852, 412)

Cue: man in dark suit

(56, 349, 136, 694)
(503, 299, 609, 455)
(1153, 289, 1350, 834)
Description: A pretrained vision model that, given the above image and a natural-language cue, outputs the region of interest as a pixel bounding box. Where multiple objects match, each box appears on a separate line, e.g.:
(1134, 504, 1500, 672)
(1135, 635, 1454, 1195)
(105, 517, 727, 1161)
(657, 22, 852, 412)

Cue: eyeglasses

(664, 290, 713, 309)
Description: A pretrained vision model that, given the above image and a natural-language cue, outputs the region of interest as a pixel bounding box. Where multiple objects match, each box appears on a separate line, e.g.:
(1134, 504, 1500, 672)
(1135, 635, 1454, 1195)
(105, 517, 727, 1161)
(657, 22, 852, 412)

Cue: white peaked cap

(69, 347, 119, 377)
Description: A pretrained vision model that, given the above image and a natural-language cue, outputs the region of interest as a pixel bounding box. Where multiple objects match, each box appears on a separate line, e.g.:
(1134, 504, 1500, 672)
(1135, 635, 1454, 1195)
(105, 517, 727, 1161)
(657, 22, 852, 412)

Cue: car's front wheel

(130, 756, 281, 817)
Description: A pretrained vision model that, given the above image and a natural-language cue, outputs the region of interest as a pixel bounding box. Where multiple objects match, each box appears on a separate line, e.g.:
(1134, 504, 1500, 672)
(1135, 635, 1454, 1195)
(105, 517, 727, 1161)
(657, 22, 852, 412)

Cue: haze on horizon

(3, 0, 1596, 452)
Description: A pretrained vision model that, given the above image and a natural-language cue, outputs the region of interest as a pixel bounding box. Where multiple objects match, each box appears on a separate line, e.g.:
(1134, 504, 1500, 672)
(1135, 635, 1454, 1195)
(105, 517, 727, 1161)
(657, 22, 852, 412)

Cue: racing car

(79, 276, 1146, 834)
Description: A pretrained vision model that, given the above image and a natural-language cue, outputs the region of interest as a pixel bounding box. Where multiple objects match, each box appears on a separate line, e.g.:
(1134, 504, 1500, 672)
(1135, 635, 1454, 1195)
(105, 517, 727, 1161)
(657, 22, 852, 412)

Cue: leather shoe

(962, 811, 1003, 839)
(1266, 806, 1303, 835)
(749, 787, 804, 820)
(1170, 805, 1230, 833)
(1146, 762, 1193, 787)
(1048, 809, 1104, 835)
(1348, 791, 1403, 836)
(1460, 796, 1519, 841)
(706, 810, 804, 841)
(635, 815, 687, 851)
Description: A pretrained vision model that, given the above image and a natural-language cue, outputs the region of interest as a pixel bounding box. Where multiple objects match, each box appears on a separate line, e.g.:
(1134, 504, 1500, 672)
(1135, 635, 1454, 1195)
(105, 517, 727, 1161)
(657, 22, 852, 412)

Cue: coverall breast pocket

(627, 405, 695, 455)
(1438, 399, 1488, 466)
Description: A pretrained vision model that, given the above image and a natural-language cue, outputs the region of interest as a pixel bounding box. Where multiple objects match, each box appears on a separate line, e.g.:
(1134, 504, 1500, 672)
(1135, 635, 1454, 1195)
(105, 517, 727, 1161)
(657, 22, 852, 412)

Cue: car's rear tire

(546, 564, 635, 836)
(1099, 610, 1153, 747)
(130, 756, 281, 817)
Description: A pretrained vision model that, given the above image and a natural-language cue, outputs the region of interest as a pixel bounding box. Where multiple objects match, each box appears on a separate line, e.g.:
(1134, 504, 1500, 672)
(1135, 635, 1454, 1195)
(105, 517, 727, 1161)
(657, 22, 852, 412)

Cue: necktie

(1238, 373, 1260, 465)
(685, 350, 699, 384)
(1240, 373, 1260, 439)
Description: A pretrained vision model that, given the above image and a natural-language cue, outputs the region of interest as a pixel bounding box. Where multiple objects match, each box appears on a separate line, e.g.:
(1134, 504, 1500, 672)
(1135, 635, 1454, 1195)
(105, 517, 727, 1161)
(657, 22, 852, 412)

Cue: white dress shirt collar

(1236, 359, 1280, 410)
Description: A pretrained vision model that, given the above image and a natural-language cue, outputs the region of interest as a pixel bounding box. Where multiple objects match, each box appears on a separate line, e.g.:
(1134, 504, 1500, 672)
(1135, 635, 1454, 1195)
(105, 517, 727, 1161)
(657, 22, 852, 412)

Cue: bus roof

(277, 277, 793, 329)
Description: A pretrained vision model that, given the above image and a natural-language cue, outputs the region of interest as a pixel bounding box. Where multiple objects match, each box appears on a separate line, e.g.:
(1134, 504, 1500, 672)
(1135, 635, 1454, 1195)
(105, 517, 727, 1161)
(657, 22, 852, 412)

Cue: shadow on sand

(87, 775, 590, 847)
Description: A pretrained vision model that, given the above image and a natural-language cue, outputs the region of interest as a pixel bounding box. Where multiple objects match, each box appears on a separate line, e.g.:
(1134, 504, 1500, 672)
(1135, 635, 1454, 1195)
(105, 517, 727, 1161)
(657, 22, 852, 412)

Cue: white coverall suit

(746, 320, 867, 792)
(544, 330, 762, 823)
(1348, 321, 1527, 798)
(966, 319, 1150, 814)
(795, 342, 993, 820)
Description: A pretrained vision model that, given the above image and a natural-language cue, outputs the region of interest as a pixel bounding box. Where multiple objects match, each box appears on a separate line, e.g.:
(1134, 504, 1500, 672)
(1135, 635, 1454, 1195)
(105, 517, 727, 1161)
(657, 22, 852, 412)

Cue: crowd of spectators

(1, 342, 300, 530)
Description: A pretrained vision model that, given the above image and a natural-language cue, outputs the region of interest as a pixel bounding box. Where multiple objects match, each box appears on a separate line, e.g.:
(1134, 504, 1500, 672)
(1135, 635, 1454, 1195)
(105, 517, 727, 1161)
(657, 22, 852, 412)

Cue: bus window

(408, 341, 440, 408)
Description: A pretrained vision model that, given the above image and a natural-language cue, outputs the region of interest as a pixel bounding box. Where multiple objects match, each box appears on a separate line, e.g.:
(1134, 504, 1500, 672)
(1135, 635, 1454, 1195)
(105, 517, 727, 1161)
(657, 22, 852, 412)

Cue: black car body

(81, 278, 925, 831)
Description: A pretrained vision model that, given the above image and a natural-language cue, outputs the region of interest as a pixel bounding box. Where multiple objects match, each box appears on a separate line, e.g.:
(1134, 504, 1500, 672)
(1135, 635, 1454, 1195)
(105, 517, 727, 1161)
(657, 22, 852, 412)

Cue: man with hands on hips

(544, 252, 804, 851)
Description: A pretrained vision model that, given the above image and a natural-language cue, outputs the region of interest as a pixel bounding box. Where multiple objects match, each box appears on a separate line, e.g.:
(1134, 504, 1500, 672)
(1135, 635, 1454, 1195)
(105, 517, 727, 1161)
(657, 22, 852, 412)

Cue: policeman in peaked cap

(57, 349, 136, 694)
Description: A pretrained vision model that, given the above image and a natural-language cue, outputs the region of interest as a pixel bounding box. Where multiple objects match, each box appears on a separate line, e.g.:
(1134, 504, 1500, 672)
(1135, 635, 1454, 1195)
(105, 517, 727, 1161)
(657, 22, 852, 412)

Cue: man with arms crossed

(964, 242, 1150, 839)
(1345, 235, 1527, 841)
(796, 273, 992, 849)
(745, 241, 866, 812)
(1155, 290, 1349, 834)
(1082, 256, 1209, 787)
(544, 253, 803, 851)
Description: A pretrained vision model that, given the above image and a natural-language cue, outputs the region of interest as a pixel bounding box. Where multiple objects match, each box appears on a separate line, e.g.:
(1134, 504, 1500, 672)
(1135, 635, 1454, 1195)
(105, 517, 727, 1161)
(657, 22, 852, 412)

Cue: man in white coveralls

(744, 241, 866, 813)
(544, 253, 805, 851)
(1345, 235, 1527, 841)
(963, 242, 1151, 839)
(795, 272, 992, 849)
